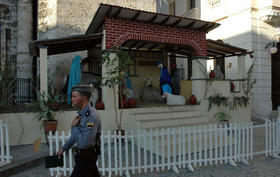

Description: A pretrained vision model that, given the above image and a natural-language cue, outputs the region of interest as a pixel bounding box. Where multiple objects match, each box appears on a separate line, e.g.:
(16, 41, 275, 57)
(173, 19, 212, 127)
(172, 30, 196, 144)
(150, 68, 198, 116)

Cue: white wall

(0, 91, 250, 146)
(0, 109, 132, 146)
(200, 79, 251, 124)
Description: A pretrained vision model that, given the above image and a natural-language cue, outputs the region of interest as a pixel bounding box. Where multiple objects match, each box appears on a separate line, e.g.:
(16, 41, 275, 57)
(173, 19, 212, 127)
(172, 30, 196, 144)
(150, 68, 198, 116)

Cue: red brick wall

(105, 17, 207, 56)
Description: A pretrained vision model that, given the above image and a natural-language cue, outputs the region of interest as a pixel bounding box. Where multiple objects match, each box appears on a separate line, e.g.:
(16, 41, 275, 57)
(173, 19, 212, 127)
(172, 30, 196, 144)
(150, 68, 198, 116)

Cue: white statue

(89, 83, 99, 107)
(163, 92, 185, 105)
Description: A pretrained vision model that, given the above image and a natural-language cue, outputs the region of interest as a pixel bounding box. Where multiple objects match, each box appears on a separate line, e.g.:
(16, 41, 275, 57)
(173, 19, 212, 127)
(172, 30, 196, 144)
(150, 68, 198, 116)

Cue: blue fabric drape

(159, 67, 172, 95)
(67, 56, 81, 104)
(124, 73, 132, 89)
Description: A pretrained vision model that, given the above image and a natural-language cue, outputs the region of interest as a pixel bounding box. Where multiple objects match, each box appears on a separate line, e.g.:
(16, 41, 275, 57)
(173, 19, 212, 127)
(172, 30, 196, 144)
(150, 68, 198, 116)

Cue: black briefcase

(45, 155, 64, 168)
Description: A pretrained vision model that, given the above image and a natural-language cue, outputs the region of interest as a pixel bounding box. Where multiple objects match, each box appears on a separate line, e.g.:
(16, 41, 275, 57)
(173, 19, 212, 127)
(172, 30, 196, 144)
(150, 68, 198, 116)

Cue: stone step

(141, 116, 209, 129)
(129, 105, 200, 115)
(135, 111, 201, 121)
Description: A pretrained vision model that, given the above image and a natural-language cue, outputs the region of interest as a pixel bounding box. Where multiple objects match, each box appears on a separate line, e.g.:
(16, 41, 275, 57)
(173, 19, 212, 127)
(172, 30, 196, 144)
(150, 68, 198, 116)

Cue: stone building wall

(17, 0, 33, 78)
(0, 0, 18, 78)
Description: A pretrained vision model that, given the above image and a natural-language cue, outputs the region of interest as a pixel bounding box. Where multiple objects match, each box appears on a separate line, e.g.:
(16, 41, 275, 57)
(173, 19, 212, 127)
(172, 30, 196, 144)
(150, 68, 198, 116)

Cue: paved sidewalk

(132, 157, 280, 177)
(9, 156, 280, 177)
(6, 120, 280, 177)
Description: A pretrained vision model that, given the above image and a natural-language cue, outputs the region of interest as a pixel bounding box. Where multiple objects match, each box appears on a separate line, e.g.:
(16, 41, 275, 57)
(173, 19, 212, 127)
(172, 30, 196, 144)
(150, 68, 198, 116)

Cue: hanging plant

(231, 96, 250, 110)
(242, 64, 256, 98)
(207, 92, 229, 111)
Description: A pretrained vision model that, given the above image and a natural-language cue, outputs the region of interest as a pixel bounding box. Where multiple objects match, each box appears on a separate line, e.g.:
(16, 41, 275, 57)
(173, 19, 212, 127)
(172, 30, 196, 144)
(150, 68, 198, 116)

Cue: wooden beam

(197, 23, 209, 30)
(123, 49, 164, 59)
(171, 19, 182, 26)
(122, 41, 129, 47)
(207, 49, 227, 55)
(173, 49, 191, 56)
(136, 43, 147, 50)
(113, 8, 122, 18)
(129, 42, 139, 50)
(184, 21, 195, 28)
(207, 45, 236, 54)
(147, 44, 158, 51)
(160, 16, 170, 25)
(105, 6, 112, 16)
(131, 11, 141, 21)
(148, 14, 158, 23)
(205, 23, 217, 32)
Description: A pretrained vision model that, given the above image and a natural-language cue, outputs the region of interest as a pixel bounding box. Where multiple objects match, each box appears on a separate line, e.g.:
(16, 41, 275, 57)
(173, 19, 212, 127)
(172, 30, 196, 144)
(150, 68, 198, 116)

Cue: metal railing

(0, 77, 36, 112)
(15, 78, 36, 104)
(251, 103, 273, 120)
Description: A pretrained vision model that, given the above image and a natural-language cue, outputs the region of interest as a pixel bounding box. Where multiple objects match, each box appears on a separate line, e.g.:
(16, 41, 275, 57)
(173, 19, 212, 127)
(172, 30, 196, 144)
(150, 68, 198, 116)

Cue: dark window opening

(187, 0, 196, 10)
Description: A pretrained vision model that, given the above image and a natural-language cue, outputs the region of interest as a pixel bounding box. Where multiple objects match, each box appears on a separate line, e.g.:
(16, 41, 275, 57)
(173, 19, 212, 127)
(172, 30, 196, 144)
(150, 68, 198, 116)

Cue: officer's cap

(71, 84, 91, 93)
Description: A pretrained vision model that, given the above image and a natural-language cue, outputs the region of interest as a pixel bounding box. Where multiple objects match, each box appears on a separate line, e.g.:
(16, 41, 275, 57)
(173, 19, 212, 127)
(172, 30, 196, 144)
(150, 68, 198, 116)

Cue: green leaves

(214, 109, 231, 122)
(31, 91, 62, 123)
(100, 48, 130, 89)
(100, 47, 130, 130)
(242, 64, 256, 97)
(208, 93, 249, 111)
(208, 93, 229, 111)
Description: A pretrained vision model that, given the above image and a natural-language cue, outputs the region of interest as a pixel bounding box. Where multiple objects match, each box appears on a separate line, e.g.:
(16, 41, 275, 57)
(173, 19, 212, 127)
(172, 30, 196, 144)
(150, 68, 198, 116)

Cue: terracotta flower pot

(128, 98, 136, 108)
(43, 120, 58, 133)
(230, 81, 235, 92)
(189, 95, 197, 105)
(209, 70, 216, 78)
(95, 101, 104, 110)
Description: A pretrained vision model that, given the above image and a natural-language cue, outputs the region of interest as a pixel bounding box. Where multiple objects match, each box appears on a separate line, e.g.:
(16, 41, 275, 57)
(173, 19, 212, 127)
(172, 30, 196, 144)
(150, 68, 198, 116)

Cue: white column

(39, 46, 48, 100)
(192, 59, 207, 102)
(237, 55, 246, 79)
(101, 30, 118, 110)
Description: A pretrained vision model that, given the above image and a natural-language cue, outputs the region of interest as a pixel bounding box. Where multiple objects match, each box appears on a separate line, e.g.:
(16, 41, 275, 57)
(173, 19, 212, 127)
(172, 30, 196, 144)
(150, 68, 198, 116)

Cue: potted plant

(101, 47, 130, 135)
(32, 91, 62, 134)
(214, 109, 231, 126)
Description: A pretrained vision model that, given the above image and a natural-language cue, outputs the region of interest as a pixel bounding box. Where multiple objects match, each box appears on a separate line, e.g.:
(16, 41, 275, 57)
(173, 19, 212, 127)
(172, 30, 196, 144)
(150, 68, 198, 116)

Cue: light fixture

(265, 33, 280, 54)
(270, 42, 278, 54)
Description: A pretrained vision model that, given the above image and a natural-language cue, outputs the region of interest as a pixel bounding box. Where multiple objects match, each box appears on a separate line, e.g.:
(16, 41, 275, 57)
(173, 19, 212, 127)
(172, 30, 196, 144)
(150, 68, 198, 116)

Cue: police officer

(57, 84, 101, 177)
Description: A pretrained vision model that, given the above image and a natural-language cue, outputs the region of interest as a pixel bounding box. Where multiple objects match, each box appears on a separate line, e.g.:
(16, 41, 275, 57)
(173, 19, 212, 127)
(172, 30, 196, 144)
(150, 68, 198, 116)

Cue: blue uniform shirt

(62, 104, 101, 151)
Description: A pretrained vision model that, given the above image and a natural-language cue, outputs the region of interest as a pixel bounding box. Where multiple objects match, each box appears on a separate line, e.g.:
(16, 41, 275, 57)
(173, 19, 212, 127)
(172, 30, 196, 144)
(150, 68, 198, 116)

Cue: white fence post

(277, 117, 280, 155)
(0, 120, 11, 165)
(0, 120, 4, 163)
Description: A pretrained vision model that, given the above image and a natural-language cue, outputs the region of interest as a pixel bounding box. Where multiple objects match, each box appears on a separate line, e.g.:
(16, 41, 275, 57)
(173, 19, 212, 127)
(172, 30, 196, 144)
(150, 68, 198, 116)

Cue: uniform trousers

(70, 148, 100, 177)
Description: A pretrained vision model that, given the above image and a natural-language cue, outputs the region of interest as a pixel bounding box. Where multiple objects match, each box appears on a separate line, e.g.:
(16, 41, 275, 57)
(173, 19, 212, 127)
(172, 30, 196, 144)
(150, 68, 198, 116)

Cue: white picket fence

(0, 120, 11, 166)
(48, 120, 280, 177)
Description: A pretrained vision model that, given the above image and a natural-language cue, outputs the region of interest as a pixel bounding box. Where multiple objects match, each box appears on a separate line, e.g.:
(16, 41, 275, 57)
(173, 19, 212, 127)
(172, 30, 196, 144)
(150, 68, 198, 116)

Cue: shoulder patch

(87, 122, 94, 127)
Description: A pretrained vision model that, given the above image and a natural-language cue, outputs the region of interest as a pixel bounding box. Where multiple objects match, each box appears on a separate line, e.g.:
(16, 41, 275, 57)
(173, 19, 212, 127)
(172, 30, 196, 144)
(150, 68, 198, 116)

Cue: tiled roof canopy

(86, 4, 220, 34)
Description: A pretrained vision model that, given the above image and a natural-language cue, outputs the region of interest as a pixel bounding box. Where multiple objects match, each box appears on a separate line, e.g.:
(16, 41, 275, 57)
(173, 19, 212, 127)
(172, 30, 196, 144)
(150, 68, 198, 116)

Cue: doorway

(271, 42, 280, 110)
